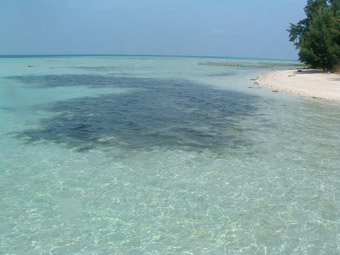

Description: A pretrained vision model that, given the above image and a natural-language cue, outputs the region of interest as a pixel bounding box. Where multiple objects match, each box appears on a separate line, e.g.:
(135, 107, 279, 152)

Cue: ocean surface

(0, 56, 339, 254)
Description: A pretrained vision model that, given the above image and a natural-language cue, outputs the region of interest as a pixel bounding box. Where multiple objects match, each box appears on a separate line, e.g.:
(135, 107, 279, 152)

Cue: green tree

(288, 0, 340, 71)
(329, 0, 340, 13)
(300, 7, 340, 70)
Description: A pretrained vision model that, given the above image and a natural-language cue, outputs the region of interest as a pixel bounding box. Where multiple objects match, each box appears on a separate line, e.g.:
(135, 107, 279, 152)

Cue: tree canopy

(288, 0, 340, 71)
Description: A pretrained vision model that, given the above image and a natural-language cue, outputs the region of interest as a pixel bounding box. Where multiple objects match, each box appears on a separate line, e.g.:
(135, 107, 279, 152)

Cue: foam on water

(1, 56, 340, 254)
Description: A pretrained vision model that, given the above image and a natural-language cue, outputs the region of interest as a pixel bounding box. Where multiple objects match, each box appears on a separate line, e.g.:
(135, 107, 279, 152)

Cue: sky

(0, 0, 307, 60)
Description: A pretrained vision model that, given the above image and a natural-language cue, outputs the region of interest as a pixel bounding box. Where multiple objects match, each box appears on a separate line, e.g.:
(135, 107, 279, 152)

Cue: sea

(0, 55, 339, 254)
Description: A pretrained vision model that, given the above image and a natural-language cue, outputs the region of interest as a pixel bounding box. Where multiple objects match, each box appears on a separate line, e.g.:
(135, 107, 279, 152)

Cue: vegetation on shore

(288, 0, 340, 72)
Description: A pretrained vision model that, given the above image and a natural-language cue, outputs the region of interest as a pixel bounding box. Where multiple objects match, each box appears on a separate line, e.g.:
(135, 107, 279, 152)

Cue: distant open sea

(1, 55, 339, 254)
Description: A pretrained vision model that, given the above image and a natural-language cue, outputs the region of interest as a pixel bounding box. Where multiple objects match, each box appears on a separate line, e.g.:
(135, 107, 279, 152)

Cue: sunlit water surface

(0, 56, 339, 254)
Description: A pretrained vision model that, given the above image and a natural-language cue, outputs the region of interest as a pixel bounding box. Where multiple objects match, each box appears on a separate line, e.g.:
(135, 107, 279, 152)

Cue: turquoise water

(0, 56, 339, 254)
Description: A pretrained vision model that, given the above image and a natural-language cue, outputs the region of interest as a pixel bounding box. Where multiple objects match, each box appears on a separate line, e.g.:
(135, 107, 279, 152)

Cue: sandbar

(255, 69, 340, 102)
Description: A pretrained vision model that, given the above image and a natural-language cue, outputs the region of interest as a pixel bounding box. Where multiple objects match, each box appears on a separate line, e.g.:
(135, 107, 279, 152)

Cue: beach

(256, 69, 340, 101)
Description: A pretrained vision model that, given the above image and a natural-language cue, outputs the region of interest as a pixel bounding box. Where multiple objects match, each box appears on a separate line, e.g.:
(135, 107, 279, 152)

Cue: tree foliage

(288, 0, 340, 71)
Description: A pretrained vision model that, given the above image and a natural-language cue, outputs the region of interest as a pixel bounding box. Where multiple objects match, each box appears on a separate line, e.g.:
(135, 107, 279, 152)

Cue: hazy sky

(0, 0, 307, 60)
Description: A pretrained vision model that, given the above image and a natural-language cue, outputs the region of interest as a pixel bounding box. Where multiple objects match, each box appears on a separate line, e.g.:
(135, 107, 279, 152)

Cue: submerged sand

(256, 69, 340, 101)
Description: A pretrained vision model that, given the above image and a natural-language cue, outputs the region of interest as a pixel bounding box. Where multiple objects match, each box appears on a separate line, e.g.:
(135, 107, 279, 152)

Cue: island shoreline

(254, 69, 340, 102)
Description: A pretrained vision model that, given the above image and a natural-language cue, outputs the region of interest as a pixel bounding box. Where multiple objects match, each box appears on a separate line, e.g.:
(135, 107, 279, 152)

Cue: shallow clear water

(1, 56, 340, 254)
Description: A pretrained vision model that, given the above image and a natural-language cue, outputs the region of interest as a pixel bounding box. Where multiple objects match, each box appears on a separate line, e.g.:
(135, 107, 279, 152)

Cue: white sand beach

(256, 69, 340, 101)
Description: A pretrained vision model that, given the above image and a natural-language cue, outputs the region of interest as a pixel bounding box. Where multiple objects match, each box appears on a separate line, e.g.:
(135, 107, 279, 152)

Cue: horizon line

(0, 53, 299, 62)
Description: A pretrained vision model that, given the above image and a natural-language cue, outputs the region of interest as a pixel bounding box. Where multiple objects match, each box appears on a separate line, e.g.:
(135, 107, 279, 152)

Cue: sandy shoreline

(255, 69, 340, 102)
